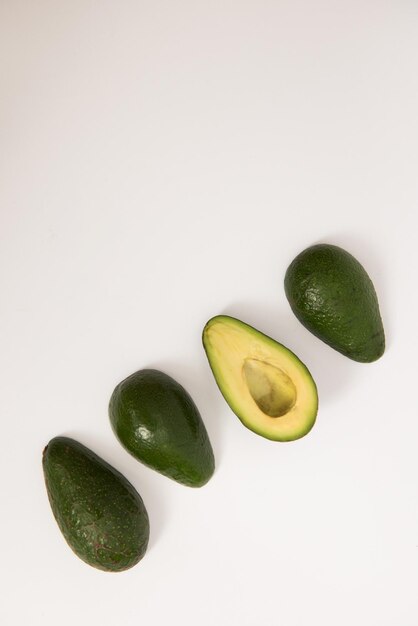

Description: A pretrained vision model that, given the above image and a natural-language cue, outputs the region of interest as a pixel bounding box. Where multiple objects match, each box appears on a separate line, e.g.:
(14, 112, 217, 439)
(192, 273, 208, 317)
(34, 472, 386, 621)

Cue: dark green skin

(285, 244, 385, 362)
(42, 437, 149, 572)
(109, 369, 215, 487)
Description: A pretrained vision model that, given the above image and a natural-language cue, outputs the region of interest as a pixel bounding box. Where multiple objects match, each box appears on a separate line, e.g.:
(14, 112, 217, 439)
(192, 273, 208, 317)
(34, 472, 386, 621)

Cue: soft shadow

(221, 301, 361, 411)
(147, 356, 224, 469)
(62, 429, 167, 552)
(309, 233, 392, 351)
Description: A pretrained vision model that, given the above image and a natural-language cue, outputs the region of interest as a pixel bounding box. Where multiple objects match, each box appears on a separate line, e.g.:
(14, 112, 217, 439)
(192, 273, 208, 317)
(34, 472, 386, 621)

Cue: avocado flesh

(109, 369, 215, 487)
(203, 316, 318, 441)
(42, 437, 149, 572)
(285, 244, 385, 362)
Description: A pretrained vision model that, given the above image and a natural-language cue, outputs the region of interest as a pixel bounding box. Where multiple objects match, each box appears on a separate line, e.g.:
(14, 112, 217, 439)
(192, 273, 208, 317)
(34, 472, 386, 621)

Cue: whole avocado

(109, 369, 215, 487)
(285, 244, 385, 362)
(42, 437, 149, 572)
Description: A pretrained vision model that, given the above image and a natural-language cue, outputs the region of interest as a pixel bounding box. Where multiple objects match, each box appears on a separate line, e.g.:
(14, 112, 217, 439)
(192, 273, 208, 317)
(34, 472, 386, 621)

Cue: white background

(1, 1, 417, 625)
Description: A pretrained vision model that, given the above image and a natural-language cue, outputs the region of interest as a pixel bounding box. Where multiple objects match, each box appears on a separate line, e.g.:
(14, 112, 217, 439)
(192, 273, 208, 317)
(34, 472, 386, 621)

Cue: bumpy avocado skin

(285, 244, 385, 362)
(43, 437, 149, 572)
(109, 369, 215, 487)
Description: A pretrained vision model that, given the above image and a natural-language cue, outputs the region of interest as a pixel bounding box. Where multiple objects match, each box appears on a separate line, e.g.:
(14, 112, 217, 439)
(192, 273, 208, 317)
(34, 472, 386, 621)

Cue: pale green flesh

(203, 316, 318, 441)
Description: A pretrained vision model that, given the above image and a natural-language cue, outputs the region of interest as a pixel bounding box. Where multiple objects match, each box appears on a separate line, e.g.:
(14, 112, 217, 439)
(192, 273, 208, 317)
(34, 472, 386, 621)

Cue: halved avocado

(202, 316, 318, 441)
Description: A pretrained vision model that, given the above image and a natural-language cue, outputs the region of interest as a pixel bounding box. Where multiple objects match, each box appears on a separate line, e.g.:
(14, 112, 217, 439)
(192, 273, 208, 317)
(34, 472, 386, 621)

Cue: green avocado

(109, 369, 215, 487)
(202, 315, 318, 441)
(285, 244, 385, 362)
(42, 437, 149, 572)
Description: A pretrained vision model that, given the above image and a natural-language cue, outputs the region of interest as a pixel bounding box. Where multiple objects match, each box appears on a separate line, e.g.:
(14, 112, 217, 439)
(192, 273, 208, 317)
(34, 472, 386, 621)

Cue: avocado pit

(243, 358, 297, 417)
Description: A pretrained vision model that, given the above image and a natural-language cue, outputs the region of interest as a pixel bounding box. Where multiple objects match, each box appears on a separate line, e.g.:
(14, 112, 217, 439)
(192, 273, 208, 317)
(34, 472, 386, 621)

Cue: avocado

(109, 369, 215, 487)
(285, 244, 385, 362)
(42, 437, 149, 572)
(202, 315, 318, 441)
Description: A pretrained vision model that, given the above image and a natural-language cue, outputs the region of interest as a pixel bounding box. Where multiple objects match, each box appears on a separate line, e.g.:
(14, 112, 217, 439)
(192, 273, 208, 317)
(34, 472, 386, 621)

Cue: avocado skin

(109, 369, 215, 487)
(285, 244, 385, 362)
(42, 437, 149, 572)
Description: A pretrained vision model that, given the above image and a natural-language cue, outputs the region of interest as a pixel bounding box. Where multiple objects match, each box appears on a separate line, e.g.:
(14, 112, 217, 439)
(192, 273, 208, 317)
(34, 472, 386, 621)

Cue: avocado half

(202, 316, 318, 441)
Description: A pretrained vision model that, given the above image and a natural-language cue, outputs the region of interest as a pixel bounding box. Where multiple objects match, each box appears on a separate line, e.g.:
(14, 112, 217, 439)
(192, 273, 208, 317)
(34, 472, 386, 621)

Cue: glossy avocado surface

(109, 369, 215, 487)
(285, 244, 385, 362)
(42, 436, 149, 572)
